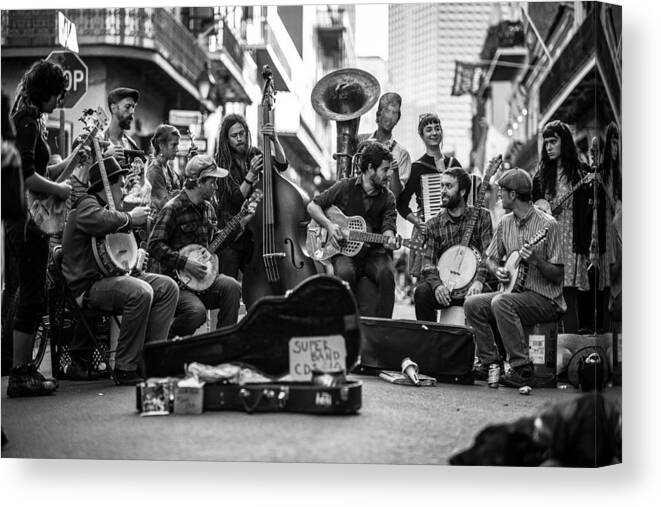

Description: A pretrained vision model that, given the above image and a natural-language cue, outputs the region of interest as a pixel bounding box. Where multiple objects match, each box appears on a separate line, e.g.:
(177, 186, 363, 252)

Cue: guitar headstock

(243, 188, 264, 214)
(484, 154, 503, 185)
(79, 107, 108, 134)
(404, 236, 426, 253)
(261, 65, 276, 111)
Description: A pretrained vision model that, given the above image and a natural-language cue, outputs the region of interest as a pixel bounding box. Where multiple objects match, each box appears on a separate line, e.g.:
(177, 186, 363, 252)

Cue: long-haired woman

(532, 120, 601, 333)
(5, 60, 74, 397)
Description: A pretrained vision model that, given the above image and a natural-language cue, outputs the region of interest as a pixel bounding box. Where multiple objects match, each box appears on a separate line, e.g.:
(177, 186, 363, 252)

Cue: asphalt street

(1, 301, 622, 464)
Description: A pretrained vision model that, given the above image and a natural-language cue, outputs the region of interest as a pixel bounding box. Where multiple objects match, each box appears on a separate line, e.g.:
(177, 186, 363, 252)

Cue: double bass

(242, 66, 317, 307)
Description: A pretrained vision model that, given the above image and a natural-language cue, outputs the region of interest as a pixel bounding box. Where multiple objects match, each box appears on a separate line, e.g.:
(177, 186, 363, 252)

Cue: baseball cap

(184, 155, 229, 180)
(107, 87, 140, 108)
(497, 168, 532, 194)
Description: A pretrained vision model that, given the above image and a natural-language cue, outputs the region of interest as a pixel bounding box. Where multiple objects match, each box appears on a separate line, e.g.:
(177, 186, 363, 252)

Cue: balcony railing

(2, 9, 207, 83)
(220, 19, 243, 70)
(480, 20, 525, 62)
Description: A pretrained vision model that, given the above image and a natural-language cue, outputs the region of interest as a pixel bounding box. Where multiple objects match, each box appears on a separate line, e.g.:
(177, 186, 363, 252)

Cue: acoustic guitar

(176, 189, 263, 293)
(436, 154, 502, 299)
(306, 205, 424, 262)
(27, 107, 108, 235)
(499, 227, 549, 294)
(534, 172, 595, 216)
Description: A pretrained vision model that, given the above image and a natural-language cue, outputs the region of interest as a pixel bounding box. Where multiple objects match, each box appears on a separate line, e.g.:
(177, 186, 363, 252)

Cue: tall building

(389, 2, 492, 165)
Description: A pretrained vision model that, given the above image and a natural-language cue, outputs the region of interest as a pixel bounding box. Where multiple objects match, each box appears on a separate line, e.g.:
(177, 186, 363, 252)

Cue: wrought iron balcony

(480, 20, 525, 62)
(2, 8, 207, 84)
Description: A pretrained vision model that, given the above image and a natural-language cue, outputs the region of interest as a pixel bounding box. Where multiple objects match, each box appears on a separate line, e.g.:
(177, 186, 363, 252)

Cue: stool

(49, 246, 118, 384)
(525, 321, 559, 388)
(437, 306, 466, 326)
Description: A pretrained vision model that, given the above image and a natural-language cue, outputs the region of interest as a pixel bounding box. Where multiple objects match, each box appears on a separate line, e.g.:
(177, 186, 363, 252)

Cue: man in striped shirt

(414, 167, 493, 321)
(465, 168, 566, 388)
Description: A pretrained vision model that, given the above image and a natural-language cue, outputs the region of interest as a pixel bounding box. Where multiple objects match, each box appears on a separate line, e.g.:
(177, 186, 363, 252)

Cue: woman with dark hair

(601, 122, 622, 210)
(396, 113, 461, 277)
(5, 60, 75, 397)
(532, 120, 598, 333)
(213, 113, 288, 278)
(146, 123, 182, 213)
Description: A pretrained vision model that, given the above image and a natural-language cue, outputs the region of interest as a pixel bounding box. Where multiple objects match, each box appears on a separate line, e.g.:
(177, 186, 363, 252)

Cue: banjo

(89, 108, 139, 277)
(436, 155, 502, 299)
(27, 107, 108, 235)
(176, 189, 263, 293)
(306, 205, 424, 263)
(499, 227, 549, 294)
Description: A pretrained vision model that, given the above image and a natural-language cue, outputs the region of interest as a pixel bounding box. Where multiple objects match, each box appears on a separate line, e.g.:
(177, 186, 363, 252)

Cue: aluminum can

(487, 363, 500, 388)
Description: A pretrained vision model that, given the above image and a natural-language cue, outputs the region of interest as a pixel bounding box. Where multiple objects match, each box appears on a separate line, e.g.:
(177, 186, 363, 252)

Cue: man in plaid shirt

(148, 155, 248, 337)
(414, 167, 493, 321)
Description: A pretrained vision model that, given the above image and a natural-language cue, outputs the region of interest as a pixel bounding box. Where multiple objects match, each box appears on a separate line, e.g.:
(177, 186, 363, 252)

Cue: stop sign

(45, 50, 88, 109)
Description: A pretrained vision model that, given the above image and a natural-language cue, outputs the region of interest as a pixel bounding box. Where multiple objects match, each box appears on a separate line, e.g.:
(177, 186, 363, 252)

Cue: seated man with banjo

(148, 155, 258, 337)
(61, 156, 179, 385)
(413, 165, 494, 323)
(464, 168, 565, 388)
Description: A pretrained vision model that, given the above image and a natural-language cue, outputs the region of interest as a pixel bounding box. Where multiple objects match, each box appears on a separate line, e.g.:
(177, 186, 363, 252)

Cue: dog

(449, 393, 621, 467)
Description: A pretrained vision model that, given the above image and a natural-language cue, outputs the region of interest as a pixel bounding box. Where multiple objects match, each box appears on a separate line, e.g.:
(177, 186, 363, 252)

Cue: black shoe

(113, 368, 144, 386)
(500, 363, 536, 388)
(7, 363, 58, 397)
(473, 362, 502, 382)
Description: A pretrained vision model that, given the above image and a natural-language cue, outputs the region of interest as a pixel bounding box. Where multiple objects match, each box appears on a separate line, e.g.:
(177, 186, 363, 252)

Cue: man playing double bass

(213, 114, 288, 279)
(61, 157, 178, 384)
(307, 141, 398, 318)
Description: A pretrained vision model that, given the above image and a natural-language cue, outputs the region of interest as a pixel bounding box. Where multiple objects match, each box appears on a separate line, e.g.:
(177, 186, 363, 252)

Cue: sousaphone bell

(311, 68, 381, 179)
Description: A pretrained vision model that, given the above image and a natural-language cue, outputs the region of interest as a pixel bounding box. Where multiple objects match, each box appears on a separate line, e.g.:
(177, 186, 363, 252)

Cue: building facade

(389, 2, 493, 166)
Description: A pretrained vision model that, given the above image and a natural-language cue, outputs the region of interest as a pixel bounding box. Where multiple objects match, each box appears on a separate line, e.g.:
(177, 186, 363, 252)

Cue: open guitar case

(143, 275, 362, 414)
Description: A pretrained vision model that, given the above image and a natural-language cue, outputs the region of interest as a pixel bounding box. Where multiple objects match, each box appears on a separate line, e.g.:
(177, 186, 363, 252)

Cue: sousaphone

(311, 68, 381, 179)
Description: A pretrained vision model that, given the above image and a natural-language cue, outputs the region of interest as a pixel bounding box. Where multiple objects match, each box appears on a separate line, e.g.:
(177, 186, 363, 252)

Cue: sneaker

(113, 368, 144, 386)
(7, 364, 58, 397)
(500, 363, 536, 388)
(473, 362, 503, 382)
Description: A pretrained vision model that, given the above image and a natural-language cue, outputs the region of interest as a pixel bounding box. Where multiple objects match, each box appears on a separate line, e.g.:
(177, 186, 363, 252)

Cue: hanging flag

(451, 61, 483, 97)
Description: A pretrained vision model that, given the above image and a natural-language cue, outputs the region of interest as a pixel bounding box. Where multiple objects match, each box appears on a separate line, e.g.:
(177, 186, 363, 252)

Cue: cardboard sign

(529, 334, 545, 365)
(288, 335, 347, 381)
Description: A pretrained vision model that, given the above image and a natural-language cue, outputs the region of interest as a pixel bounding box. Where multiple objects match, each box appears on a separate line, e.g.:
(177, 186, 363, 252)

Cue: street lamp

(196, 62, 217, 104)
(195, 62, 216, 146)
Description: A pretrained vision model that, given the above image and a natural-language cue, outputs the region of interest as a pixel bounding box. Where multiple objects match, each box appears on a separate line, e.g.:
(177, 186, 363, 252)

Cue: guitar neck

(91, 138, 115, 211)
(551, 175, 590, 212)
(54, 126, 99, 184)
(207, 209, 247, 254)
(459, 158, 501, 246)
(347, 229, 388, 245)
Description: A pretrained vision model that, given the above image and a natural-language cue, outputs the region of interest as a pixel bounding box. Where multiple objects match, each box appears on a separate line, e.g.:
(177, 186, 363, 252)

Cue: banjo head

(437, 245, 479, 292)
(178, 244, 218, 292)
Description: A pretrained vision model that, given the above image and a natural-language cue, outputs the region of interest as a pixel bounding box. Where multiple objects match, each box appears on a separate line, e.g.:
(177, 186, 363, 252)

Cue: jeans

(413, 281, 465, 321)
(169, 274, 241, 337)
(83, 273, 179, 370)
(332, 252, 395, 318)
(5, 220, 49, 334)
(464, 290, 563, 369)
